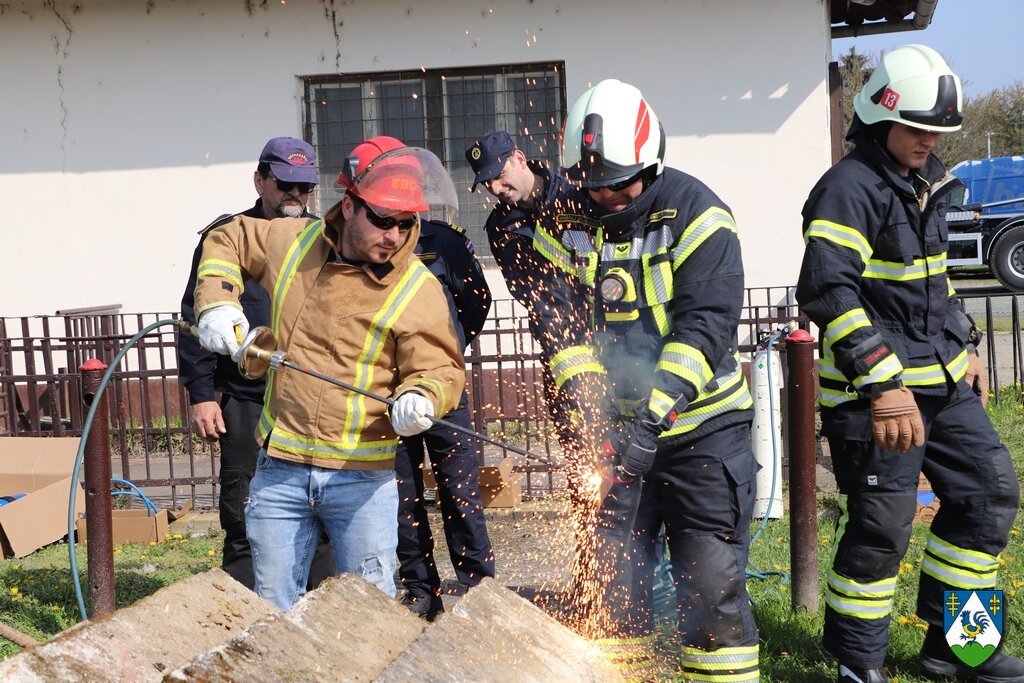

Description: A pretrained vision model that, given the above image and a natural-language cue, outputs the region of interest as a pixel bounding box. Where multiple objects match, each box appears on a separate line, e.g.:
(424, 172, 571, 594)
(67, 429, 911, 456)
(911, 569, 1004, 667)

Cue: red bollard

(80, 359, 115, 617)
(785, 329, 819, 613)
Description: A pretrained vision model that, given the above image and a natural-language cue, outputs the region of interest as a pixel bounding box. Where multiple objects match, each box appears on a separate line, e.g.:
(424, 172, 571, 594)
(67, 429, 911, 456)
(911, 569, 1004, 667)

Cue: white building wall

(0, 0, 831, 316)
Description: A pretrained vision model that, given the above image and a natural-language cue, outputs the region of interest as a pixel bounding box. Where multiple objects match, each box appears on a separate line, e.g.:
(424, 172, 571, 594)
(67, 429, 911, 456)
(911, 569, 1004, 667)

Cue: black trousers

(822, 381, 1020, 669)
(218, 394, 336, 590)
(622, 423, 760, 656)
(394, 393, 495, 597)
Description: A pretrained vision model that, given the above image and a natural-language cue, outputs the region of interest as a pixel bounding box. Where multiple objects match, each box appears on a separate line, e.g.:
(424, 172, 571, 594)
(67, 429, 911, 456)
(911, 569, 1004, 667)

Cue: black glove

(602, 419, 660, 481)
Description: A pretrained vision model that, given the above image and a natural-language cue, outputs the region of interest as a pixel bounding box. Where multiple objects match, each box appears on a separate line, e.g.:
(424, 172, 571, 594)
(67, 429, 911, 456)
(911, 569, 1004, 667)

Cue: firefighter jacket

(179, 200, 315, 405)
(193, 206, 466, 471)
(415, 220, 491, 351)
(485, 162, 612, 438)
(796, 131, 972, 408)
(534, 168, 754, 445)
(485, 161, 588, 355)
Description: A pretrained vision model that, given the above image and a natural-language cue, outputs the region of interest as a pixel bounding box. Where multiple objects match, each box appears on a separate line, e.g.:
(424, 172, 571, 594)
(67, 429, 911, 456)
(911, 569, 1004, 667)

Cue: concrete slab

(377, 577, 621, 683)
(164, 574, 427, 682)
(0, 569, 274, 683)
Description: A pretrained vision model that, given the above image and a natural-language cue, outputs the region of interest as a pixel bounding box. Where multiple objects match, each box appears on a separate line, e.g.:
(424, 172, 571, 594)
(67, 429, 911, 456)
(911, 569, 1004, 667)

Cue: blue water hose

(111, 477, 159, 516)
(67, 318, 179, 621)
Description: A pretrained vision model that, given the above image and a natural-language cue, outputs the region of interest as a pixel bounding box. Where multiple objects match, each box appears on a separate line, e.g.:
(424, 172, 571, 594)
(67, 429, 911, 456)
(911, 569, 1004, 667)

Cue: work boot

(837, 663, 888, 683)
(400, 591, 444, 622)
(919, 625, 1024, 682)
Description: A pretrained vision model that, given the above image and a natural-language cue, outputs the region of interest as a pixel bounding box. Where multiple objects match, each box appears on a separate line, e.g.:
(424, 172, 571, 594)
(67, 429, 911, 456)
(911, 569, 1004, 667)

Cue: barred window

(302, 62, 565, 264)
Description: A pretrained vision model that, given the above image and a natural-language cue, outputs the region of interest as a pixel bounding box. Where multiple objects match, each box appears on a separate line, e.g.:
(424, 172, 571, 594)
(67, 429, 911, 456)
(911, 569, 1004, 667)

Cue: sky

(832, 0, 1023, 98)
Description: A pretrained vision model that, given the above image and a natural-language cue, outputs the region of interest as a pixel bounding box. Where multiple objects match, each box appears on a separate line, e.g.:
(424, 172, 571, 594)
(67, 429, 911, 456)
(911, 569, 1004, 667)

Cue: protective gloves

(197, 304, 249, 361)
(602, 418, 660, 481)
(964, 350, 989, 407)
(390, 392, 434, 437)
(870, 385, 925, 454)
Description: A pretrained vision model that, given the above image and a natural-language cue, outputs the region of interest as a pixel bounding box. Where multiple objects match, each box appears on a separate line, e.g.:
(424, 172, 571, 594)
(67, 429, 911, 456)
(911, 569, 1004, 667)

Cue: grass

(0, 527, 224, 660)
(747, 506, 1024, 682)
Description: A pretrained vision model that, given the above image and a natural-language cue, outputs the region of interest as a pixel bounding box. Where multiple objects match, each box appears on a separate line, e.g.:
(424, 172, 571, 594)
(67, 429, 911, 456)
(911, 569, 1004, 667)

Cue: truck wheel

(990, 225, 1024, 292)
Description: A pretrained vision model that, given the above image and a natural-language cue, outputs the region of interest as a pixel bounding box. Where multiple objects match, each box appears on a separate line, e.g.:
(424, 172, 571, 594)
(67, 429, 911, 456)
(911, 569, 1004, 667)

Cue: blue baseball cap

(259, 137, 319, 184)
(465, 131, 515, 192)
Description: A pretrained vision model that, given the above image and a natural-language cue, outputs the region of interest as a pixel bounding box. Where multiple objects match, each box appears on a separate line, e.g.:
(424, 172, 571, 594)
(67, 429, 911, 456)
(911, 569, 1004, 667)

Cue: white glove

(196, 304, 249, 361)
(390, 392, 434, 437)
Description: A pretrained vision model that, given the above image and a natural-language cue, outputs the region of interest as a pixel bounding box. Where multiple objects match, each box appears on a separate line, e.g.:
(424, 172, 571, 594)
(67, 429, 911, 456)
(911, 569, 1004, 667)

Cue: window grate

(303, 62, 565, 264)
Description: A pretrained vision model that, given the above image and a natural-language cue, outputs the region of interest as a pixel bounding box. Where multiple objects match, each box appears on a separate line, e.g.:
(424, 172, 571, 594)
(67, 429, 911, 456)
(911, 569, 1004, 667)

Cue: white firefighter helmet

(561, 79, 666, 188)
(853, 44, 963, 132)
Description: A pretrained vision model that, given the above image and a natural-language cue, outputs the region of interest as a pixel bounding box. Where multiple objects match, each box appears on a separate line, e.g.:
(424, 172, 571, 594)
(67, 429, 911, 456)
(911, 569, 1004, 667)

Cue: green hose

(68, 318, 180, 621)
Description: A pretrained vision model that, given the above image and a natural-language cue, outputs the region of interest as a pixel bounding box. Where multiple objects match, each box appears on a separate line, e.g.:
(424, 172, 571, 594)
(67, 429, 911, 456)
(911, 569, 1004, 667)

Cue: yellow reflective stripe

(900, 348, 966, 386)
(819, 339, 902, 390)
(948, 280, 957, 297)
(921, 533, 1000, 590)
(660, 366, 752, 437)
(805, 219, 873, 264)
(656, 341, 713, 393)
(857, 353, 903, 386)
(257, 398, 276, 444)
(347, 261, 434, 440)
(412, 377, 445, 402)
(267, 425, 398, 461)
(825, 588, 893, 618)
(824, 308, 871, 344)
(672, 207, 736, 269)
(820, 387, 857, 408)
(946, 348, 969, 383)
(926, 533, 1000, 572)
(827, 569, 897, 598)
(864, 253, 947, 281)
(805, 217, 870, 252)
(681, 645, 759, 681)
(197, 259, 244, 290)
(681, 645, 759, 666)
(271, 220, 322, 337)
(549, 344, 606, 388)
(644, 253, 673, 336)
(647, 388, 675, 421)
(829, 495, 851, 567)
(533, 223, 575, 274)
(683, 672, 759, 683)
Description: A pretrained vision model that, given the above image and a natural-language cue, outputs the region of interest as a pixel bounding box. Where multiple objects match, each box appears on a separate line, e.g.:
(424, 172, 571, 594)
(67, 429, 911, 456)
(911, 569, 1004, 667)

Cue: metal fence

(3, 287, 1015, 507)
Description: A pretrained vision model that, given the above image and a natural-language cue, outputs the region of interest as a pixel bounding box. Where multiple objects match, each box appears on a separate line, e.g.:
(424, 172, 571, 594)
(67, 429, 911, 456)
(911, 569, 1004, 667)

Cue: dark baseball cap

(465, 131, 515, 192)
(259, 137, 319, 184)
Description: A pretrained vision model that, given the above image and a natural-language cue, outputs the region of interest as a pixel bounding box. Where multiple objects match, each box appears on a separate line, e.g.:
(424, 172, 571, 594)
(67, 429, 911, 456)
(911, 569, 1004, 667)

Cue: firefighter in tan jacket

(193, 137, 466, 610)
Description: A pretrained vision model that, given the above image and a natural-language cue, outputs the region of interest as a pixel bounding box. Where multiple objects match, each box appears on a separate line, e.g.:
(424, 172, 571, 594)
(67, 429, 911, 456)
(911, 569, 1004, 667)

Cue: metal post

(80, 358, 115, 617)
(785, 329, 819, 613)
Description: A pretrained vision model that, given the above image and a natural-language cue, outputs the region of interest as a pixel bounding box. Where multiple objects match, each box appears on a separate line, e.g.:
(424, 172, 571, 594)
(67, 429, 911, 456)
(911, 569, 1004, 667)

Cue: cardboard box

(0, 437, 86, 558)
(478, 458, 522, 508)
(77, 508, 170, 546)
(422, 458, 522, 509)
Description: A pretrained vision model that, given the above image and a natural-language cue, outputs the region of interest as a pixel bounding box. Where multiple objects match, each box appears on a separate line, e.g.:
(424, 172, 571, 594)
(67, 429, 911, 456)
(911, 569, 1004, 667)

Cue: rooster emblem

(960, 610, 991, 643)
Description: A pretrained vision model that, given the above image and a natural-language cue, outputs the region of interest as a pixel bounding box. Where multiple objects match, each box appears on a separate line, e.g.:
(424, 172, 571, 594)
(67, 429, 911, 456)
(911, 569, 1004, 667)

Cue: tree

(837, 47, 877, 154)
(940, 81, 1024, 166)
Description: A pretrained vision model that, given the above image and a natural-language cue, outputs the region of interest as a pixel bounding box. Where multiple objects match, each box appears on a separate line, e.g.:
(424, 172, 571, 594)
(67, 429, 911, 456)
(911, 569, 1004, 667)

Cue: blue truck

(947, 155, 1024, 291)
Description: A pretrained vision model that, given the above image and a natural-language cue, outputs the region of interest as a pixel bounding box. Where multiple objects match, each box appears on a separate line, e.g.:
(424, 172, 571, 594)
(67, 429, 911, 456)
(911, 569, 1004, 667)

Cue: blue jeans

(245, 450, 398, 610)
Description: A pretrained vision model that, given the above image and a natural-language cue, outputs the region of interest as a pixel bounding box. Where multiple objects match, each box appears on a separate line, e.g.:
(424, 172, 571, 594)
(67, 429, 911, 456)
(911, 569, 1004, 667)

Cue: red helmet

(338, 136, 455, 217)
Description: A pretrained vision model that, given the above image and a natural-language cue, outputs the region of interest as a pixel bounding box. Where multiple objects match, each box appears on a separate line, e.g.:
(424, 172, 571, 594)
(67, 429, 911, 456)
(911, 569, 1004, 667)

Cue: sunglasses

(594, 172, 643, 192)
(351, 195, 418, 232)
(268, 173, 316, 194)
